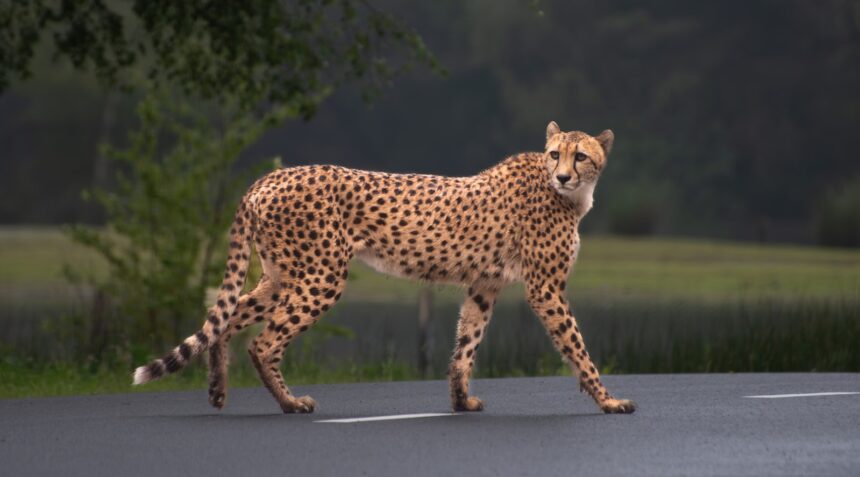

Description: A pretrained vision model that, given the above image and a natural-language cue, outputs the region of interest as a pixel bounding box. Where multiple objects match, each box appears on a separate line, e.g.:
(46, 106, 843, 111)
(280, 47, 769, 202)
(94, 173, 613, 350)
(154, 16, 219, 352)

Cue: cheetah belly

(500, 260, 523, 283)
(354, 248, 410, 279)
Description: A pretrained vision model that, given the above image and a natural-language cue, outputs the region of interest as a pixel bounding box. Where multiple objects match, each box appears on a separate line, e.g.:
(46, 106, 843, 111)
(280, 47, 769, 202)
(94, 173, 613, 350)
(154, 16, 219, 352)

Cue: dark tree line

(2, 0, 859, 244)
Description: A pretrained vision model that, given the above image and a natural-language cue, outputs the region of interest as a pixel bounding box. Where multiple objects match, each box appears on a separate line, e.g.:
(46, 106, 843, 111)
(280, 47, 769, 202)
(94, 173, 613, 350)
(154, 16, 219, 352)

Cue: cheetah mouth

(554, 181, 583, 192)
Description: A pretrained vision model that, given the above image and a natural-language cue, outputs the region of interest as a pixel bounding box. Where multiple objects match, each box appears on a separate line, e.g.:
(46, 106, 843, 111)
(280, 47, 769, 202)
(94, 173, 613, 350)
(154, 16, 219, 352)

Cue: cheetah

(132, 121, 636, 415)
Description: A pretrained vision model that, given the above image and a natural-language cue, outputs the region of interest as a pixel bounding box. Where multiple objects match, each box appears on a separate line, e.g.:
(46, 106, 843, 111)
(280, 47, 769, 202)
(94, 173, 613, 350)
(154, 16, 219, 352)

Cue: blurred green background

(0, 1, 858, 398)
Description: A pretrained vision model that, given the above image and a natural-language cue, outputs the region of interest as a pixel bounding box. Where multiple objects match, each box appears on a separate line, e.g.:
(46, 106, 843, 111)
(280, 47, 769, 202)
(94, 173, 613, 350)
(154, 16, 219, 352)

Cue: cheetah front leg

(448, 286, 498, 412)
(526, 280, 636, 414)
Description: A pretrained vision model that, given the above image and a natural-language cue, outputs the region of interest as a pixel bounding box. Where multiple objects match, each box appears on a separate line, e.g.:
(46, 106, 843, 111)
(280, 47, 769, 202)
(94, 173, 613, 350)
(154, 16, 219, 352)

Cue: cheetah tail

(132, 200, 255, 385)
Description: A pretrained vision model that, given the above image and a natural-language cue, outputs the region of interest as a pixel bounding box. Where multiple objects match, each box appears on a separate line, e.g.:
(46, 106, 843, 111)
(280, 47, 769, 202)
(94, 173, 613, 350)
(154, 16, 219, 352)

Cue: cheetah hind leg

(247, 276, 345, 414)
(206, 277, 278, 409)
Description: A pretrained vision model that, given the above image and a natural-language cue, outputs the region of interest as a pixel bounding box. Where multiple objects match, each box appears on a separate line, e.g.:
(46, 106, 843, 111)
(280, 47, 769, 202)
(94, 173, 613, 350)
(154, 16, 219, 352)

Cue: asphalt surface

(1, 374, 859, 476)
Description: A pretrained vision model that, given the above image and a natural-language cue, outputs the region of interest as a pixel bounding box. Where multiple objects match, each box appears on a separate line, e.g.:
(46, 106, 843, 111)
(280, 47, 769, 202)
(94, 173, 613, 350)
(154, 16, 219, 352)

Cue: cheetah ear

(596, 129, 614, 155)
(546, 121, 561, 141)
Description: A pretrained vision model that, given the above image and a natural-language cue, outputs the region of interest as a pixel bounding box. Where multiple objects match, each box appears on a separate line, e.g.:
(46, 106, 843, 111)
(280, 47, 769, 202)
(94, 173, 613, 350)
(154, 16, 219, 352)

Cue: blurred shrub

(605, 183, 663, 236)
(816, 176, 860, 247)
(64, 92, 293, 363)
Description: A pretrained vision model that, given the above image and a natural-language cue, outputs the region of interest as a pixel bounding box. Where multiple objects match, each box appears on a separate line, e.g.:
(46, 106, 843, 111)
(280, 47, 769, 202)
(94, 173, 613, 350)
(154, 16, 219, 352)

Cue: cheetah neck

(541, 171, 597, 218)
(565, 182, 595, 217)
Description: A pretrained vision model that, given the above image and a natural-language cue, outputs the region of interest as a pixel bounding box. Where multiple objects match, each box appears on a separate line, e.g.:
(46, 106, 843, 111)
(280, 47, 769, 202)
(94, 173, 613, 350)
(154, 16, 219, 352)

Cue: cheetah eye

(574, 152, 588, 162)
(549, 151, 560, 160)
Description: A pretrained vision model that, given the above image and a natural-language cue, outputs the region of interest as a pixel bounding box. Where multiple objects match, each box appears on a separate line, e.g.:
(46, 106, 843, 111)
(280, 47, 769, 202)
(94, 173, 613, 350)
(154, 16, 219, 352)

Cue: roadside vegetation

(1, 228, 857, 398)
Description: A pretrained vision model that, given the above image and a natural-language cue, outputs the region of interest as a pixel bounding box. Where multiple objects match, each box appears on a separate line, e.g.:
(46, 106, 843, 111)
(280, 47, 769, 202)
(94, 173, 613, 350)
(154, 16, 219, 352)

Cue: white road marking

(316, 413, 457, 423)
(744, 392, 860, 399)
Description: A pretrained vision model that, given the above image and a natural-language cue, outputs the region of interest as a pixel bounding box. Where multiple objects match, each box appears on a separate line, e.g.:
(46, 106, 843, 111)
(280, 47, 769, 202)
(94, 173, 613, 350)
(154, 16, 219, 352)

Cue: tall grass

(0, 229, 858, 398)
(0, 355, 420, 399)
(597, 298, 860, 373)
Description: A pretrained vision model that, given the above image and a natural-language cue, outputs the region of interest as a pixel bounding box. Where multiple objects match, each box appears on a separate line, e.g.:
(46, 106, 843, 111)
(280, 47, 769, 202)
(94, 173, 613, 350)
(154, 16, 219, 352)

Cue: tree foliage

(0, 0, 441, 116)
(65, 93, 292, 359)
(3, 0, 859, 243)
(0, 1, 445, 362)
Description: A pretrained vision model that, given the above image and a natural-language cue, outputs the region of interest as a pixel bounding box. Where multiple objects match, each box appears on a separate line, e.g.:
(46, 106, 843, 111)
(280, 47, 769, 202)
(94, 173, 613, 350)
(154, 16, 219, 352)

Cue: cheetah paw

(454, 396, 484, 412)
(283, 395, 317, 414)
(601, 398, 636, 414)
(208, 390, 226, 410)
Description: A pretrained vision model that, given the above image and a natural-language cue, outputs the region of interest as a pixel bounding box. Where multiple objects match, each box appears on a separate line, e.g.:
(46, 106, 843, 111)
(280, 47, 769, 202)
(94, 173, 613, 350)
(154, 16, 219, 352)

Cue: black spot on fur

(164, 353, 182, 373)
(147, 361, 165, 379)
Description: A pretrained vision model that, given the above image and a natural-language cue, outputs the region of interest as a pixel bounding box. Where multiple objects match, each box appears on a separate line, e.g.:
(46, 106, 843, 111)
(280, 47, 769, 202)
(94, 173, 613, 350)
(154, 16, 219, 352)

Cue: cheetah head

(544, 121, 614, 212)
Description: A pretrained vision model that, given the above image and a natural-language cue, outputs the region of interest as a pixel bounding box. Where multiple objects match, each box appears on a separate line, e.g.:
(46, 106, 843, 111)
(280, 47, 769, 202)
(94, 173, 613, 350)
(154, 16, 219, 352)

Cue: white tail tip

(132, 366, 149, 385)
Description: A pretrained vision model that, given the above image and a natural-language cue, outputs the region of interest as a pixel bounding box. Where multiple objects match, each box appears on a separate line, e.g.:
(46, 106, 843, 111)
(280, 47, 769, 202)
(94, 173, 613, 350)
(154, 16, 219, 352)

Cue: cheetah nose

(556, 174, 571, 185)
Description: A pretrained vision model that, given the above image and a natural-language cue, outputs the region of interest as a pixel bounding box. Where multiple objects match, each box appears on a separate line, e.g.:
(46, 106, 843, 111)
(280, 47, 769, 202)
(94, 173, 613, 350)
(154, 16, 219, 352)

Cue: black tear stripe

(551, 155, 561, 177)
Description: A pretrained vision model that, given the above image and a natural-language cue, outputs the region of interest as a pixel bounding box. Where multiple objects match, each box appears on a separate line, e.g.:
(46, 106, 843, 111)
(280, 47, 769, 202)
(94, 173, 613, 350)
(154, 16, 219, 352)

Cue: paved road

(1, 374, 859, 476)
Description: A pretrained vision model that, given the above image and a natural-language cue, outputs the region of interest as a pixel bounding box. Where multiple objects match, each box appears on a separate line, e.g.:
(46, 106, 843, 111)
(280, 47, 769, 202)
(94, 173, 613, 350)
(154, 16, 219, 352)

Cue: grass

(0, 355, 421, 399)
(340, 235, 860, 305)
(591, 297, 860, 373)
(3, 227, 857, 299)
(571, 236, 860, 299)
(0, 227, 858, 399)
(0, 226, 106, 285)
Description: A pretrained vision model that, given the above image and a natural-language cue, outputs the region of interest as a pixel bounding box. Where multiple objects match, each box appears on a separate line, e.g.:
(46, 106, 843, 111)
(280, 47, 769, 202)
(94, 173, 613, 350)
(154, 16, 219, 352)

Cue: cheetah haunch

(132, 121, 636, 415)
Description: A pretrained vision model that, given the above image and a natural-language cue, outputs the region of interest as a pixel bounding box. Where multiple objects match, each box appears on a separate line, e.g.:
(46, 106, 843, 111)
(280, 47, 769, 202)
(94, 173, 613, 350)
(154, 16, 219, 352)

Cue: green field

(343, 235, 860, 303)
(0, 227, 858, 398)
(2, 227, 857, 299)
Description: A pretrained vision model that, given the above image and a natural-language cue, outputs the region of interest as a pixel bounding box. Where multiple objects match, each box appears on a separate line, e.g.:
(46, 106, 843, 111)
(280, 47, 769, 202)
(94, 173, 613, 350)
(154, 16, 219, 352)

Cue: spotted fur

(132, 122, 636, 415)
